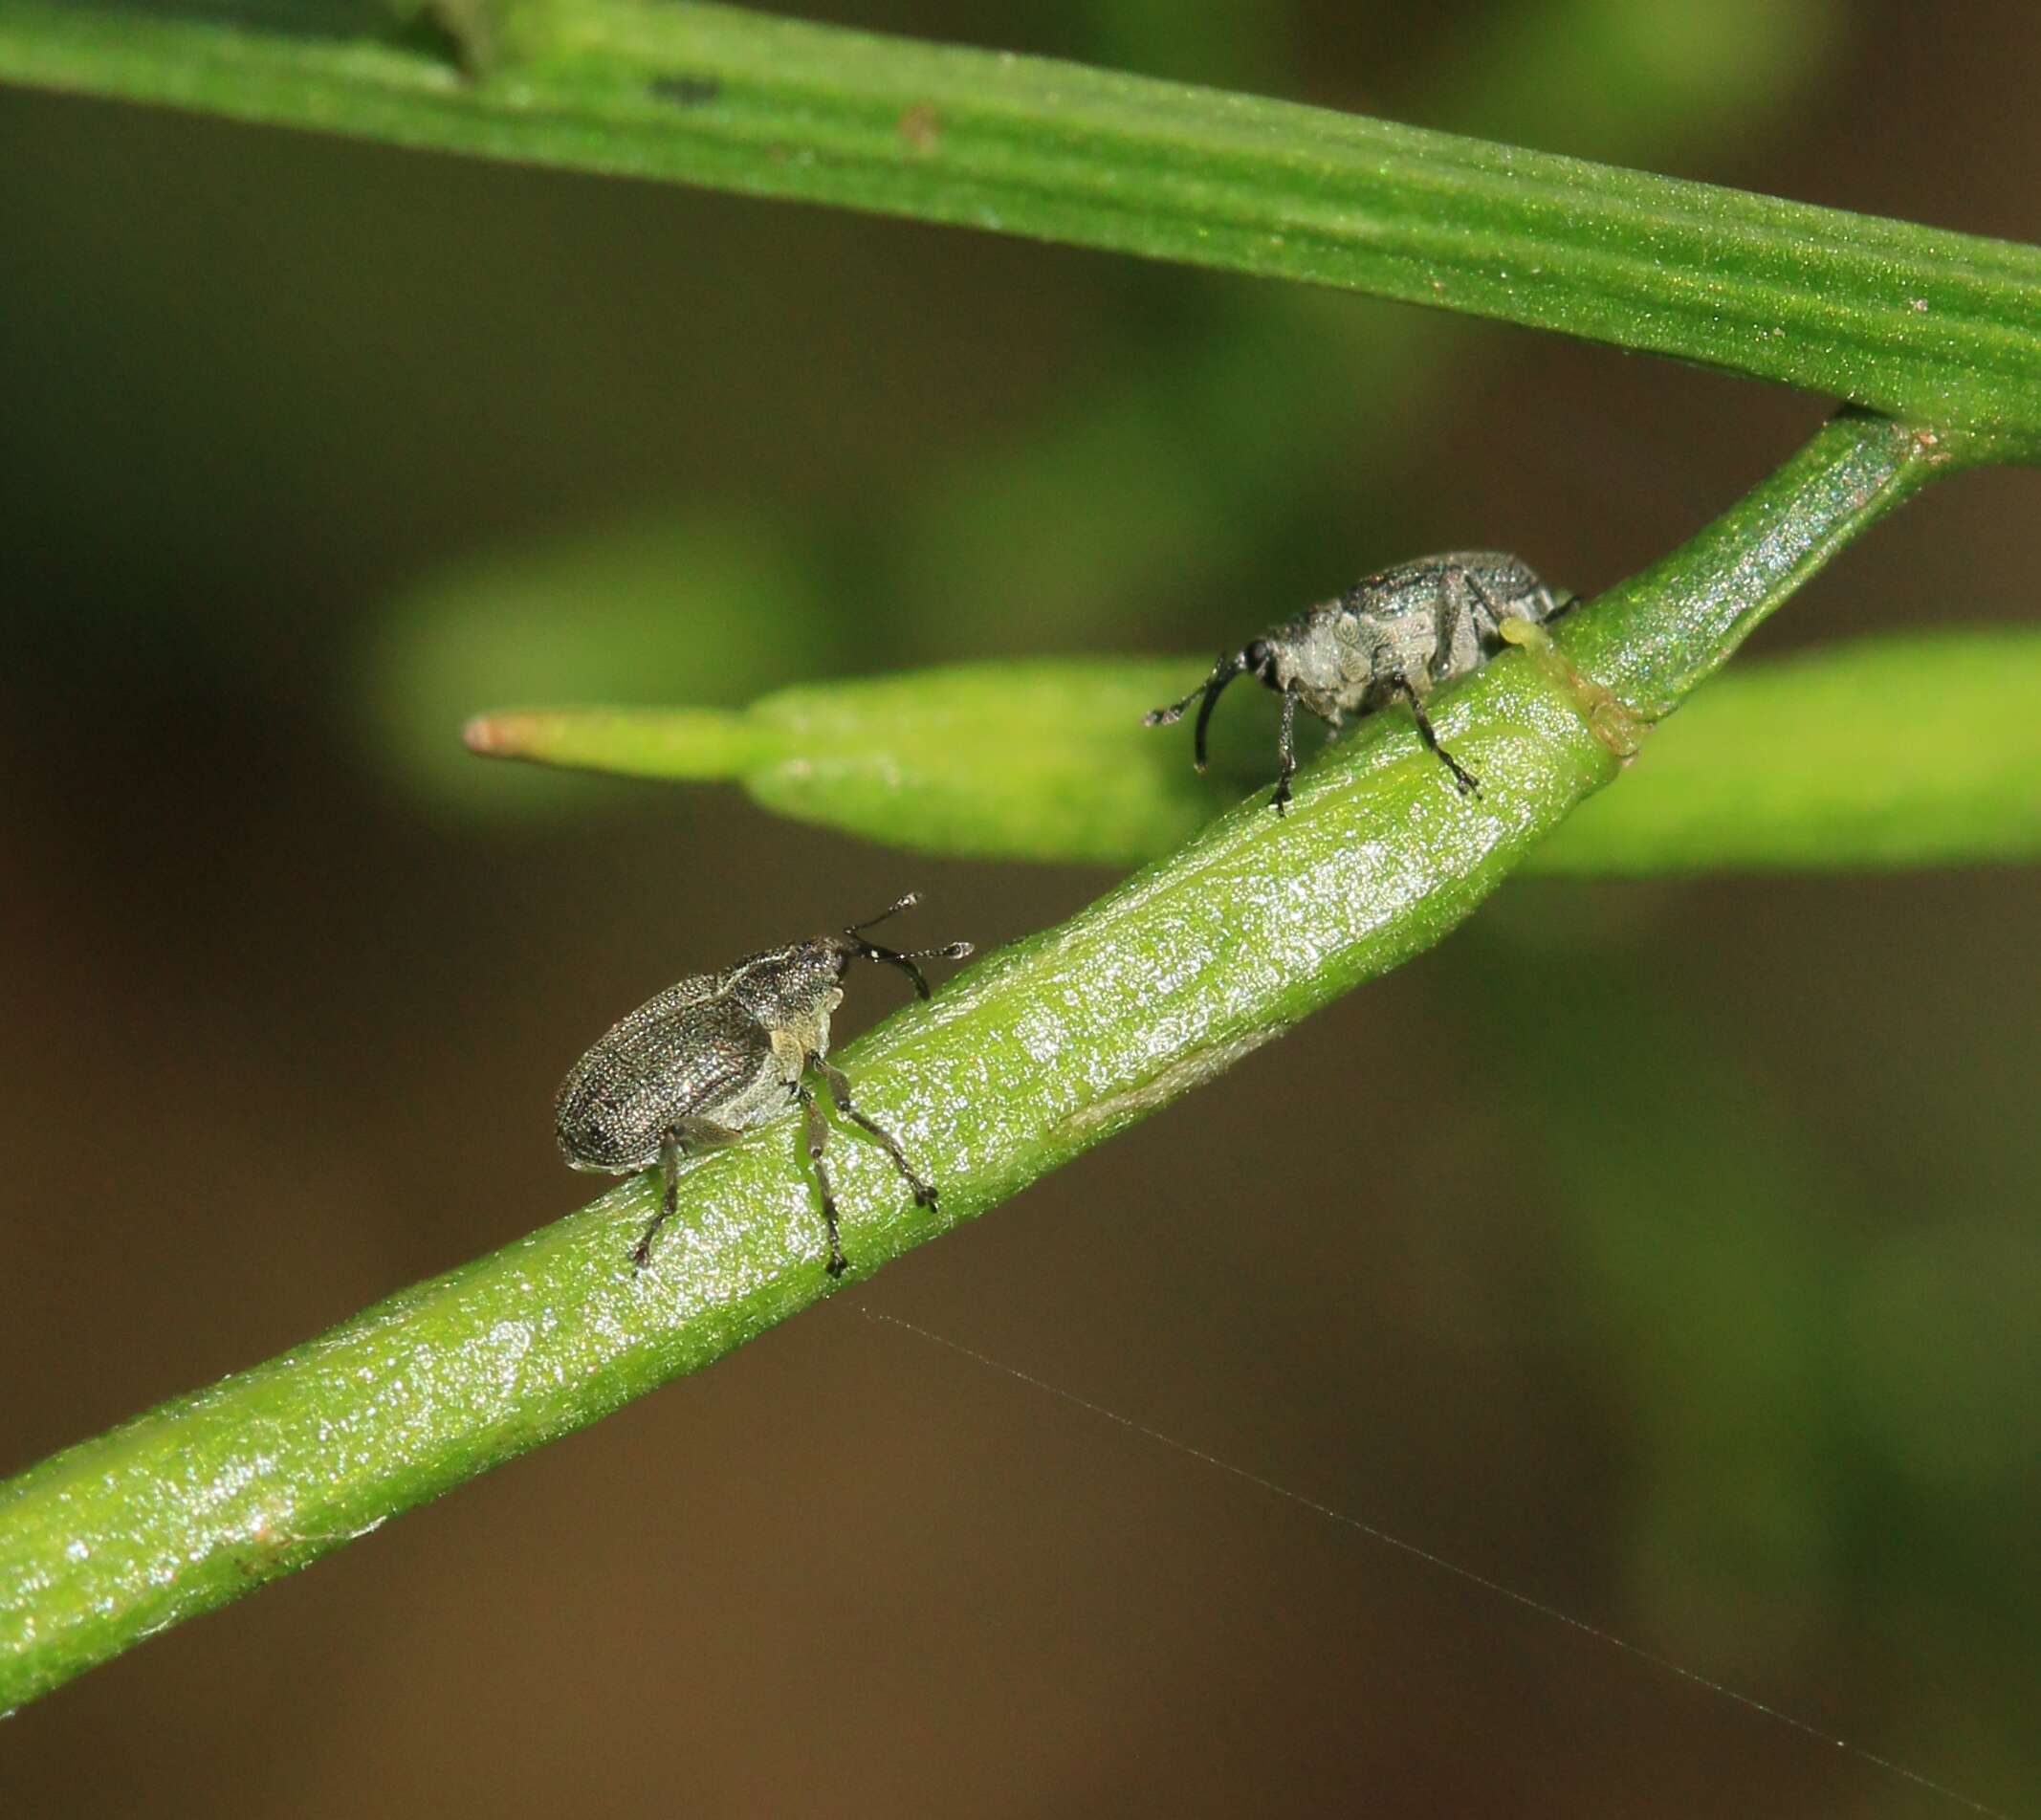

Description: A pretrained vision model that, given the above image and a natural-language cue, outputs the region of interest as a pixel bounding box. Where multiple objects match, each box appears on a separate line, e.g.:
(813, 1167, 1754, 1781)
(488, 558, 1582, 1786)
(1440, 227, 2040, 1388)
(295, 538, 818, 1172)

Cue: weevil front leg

(796, 1083, 849, 1279)
(1393, 675, 1482, 799)
(816, 1057, 937, 1209)
(1269, 690, 1301, 815)
(631, 1116, 743, 1272)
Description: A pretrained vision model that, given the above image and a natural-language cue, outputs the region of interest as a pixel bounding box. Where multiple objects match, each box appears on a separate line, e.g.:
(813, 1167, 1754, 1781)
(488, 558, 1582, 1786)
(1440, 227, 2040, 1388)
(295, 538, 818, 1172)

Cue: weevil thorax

(726, 938, 850, 1063)
(1250, 606, 1359, 719)
(1255, 552, 1569, 716)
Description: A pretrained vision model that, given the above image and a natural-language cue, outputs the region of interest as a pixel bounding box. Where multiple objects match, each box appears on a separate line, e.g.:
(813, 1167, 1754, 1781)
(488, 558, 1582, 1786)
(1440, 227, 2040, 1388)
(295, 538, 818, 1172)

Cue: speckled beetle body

(555, 895, 971, 1277)
(1147, 552, 1578, 811)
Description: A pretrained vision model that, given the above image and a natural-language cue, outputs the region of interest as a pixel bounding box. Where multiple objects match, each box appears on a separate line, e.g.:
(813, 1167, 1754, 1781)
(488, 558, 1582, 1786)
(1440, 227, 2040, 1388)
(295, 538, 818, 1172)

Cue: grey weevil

(554, 894, 972, 1277)
(1146, 551, 1578, 812)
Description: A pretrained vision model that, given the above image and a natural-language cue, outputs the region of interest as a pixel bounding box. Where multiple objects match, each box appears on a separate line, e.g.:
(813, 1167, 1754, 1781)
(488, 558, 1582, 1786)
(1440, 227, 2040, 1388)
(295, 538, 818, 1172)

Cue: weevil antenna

(848, 892, 922, 934)
(1142, 666, 1218, 726)
(840, 894, 971, 998)
(1191, 650, 1254, 773)
(1145, 651, 1249, 775)
(848, 933, 975, 1000)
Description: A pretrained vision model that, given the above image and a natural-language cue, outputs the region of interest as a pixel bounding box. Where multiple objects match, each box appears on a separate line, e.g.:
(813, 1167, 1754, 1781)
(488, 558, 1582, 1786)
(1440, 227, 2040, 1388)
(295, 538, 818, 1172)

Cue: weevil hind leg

(630, 1133, 686, 1273)
(796, 1083, 849, 1279)
(630, 1117, 745, 1272)
(1394, 677, 1482, 799)
(817, 1057, 937, 1209)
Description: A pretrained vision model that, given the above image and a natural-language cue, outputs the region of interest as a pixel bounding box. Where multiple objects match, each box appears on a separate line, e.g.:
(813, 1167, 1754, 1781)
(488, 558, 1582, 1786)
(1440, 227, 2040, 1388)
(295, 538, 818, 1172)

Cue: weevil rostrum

(1146, 552, 1578, 812)
(554, 895, 972, 1277)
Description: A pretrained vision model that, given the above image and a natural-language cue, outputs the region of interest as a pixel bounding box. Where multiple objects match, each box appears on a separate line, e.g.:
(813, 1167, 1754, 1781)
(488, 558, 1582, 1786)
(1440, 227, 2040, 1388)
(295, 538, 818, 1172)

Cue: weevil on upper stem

(554, 895, 972, 1278)
(1146, 552, 1579, 812)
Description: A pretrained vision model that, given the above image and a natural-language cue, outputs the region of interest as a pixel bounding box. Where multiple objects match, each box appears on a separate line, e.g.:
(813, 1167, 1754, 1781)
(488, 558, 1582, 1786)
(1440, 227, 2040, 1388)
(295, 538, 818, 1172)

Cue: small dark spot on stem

(898, 103, 940, 152)
(653, 74, 723, 108)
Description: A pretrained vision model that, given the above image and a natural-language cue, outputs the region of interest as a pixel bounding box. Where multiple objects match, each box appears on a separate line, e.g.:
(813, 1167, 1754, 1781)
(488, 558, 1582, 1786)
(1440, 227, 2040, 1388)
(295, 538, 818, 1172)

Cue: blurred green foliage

(1467, 916, 2041, 1796)
(4, 0, 2036, 1806)
(370, 508, 844, 812)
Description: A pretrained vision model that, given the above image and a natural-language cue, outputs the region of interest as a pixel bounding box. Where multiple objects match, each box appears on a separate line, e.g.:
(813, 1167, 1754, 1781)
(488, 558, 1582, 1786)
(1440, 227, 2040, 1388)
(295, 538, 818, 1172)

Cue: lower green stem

(0, 408, 1959, 1713)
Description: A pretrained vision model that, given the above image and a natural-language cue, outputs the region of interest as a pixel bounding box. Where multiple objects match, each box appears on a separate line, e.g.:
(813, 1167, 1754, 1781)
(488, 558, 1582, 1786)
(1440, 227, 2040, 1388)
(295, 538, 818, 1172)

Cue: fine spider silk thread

(857, 1305, 2006, 1820)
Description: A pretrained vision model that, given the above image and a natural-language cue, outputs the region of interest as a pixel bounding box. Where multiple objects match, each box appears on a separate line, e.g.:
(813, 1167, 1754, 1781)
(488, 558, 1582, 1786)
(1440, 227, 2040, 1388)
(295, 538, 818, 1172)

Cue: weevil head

(823, 892, 974, 1000)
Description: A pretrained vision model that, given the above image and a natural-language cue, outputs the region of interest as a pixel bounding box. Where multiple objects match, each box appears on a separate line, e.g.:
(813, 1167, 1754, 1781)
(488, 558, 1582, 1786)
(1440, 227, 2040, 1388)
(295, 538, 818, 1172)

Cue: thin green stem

(4, 3, 2041, 451)
(0, 409, 1954, 1712)
(469, 623, 2041, 876)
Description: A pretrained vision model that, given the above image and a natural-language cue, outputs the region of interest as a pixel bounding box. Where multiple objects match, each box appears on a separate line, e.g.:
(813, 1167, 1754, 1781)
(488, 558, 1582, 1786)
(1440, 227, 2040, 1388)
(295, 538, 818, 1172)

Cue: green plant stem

(5, 4, 2041, 451)
(0, 410, 1953, 1713)
(467, 624, 2041, 876)
(1530, 627, 2041, 875)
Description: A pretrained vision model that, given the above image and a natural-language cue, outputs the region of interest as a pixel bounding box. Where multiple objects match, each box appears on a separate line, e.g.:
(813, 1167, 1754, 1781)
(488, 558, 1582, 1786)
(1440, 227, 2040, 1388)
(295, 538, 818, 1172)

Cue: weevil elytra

(1146, 552, 1578, 812)
(554, 895, 972, 1278)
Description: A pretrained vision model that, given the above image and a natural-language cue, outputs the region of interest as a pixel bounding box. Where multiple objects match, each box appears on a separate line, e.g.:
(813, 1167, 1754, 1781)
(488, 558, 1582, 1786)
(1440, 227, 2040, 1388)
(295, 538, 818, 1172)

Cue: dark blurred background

(4, 1, 2039, 1813)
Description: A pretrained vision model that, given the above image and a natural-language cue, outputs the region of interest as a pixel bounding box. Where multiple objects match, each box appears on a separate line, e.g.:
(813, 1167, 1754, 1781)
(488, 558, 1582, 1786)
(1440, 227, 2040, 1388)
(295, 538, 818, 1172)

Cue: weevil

(554, 895, 972, 1277)
(1146, 552, 1578, 812)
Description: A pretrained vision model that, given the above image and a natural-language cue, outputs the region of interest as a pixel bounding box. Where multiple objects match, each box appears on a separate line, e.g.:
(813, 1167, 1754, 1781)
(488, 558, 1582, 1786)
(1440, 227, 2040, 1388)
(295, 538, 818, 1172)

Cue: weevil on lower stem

(1147, 552, 1579, 812)
(554, 895, 972, 1278)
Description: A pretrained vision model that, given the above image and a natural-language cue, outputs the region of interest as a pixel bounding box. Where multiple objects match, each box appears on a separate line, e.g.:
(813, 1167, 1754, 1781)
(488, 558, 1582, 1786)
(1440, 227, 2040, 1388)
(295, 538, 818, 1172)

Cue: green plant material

(366, 508, 845, 814)
(883, 0, 1844, 647)
(1533, 628, 2041, 874)
(1444, 0, 1844, 165)
(461, 658, 1230, 863)
(468, 616, 2039, 878)
(6, 6, 2041, 453)
(0, 410, 1951, 1712)
(352, 0, 1845, 736)
(1459, 931, 1848, 1657)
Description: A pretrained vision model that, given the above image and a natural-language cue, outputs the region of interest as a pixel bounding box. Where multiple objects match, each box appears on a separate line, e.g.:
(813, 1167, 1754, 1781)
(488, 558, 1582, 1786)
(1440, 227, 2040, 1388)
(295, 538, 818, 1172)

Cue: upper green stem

(1558, 414, 1964, 715)
(4, 2, 2041, 452)
(0, 408, 1954, 1713)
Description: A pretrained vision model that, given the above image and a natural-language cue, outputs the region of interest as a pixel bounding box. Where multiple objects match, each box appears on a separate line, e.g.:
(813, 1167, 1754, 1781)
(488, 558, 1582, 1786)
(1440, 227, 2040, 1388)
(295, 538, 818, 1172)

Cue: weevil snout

(1144, 644, 1266, 771)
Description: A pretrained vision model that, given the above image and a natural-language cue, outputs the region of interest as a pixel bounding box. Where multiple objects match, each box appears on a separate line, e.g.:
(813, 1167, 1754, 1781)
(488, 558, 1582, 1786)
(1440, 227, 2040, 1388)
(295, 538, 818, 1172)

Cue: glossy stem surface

(0, 409, 1957, 1713)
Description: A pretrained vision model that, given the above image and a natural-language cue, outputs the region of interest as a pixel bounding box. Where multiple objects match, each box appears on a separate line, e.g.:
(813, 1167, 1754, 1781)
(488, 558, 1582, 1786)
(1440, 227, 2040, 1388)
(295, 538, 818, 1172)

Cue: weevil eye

(1243, 639, 1272, 677)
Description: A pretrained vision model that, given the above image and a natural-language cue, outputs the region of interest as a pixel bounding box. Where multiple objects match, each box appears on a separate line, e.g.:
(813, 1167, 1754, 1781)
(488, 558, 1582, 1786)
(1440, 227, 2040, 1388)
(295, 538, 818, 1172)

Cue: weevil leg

(675, 1114, 744, 1149)
(1460, 562, 1499, 615)
(1459, 565, 1512, 649)
(1433, 564, 1476, 680)
(1269, 690, 1301, 815)
(630, 1133, 686, 1272)
(1394, 677, 1482, 799)
(630, 1118, 744, 1272)
(817, 1057, 937, 1209)
(796, 1083, 848, 1279)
